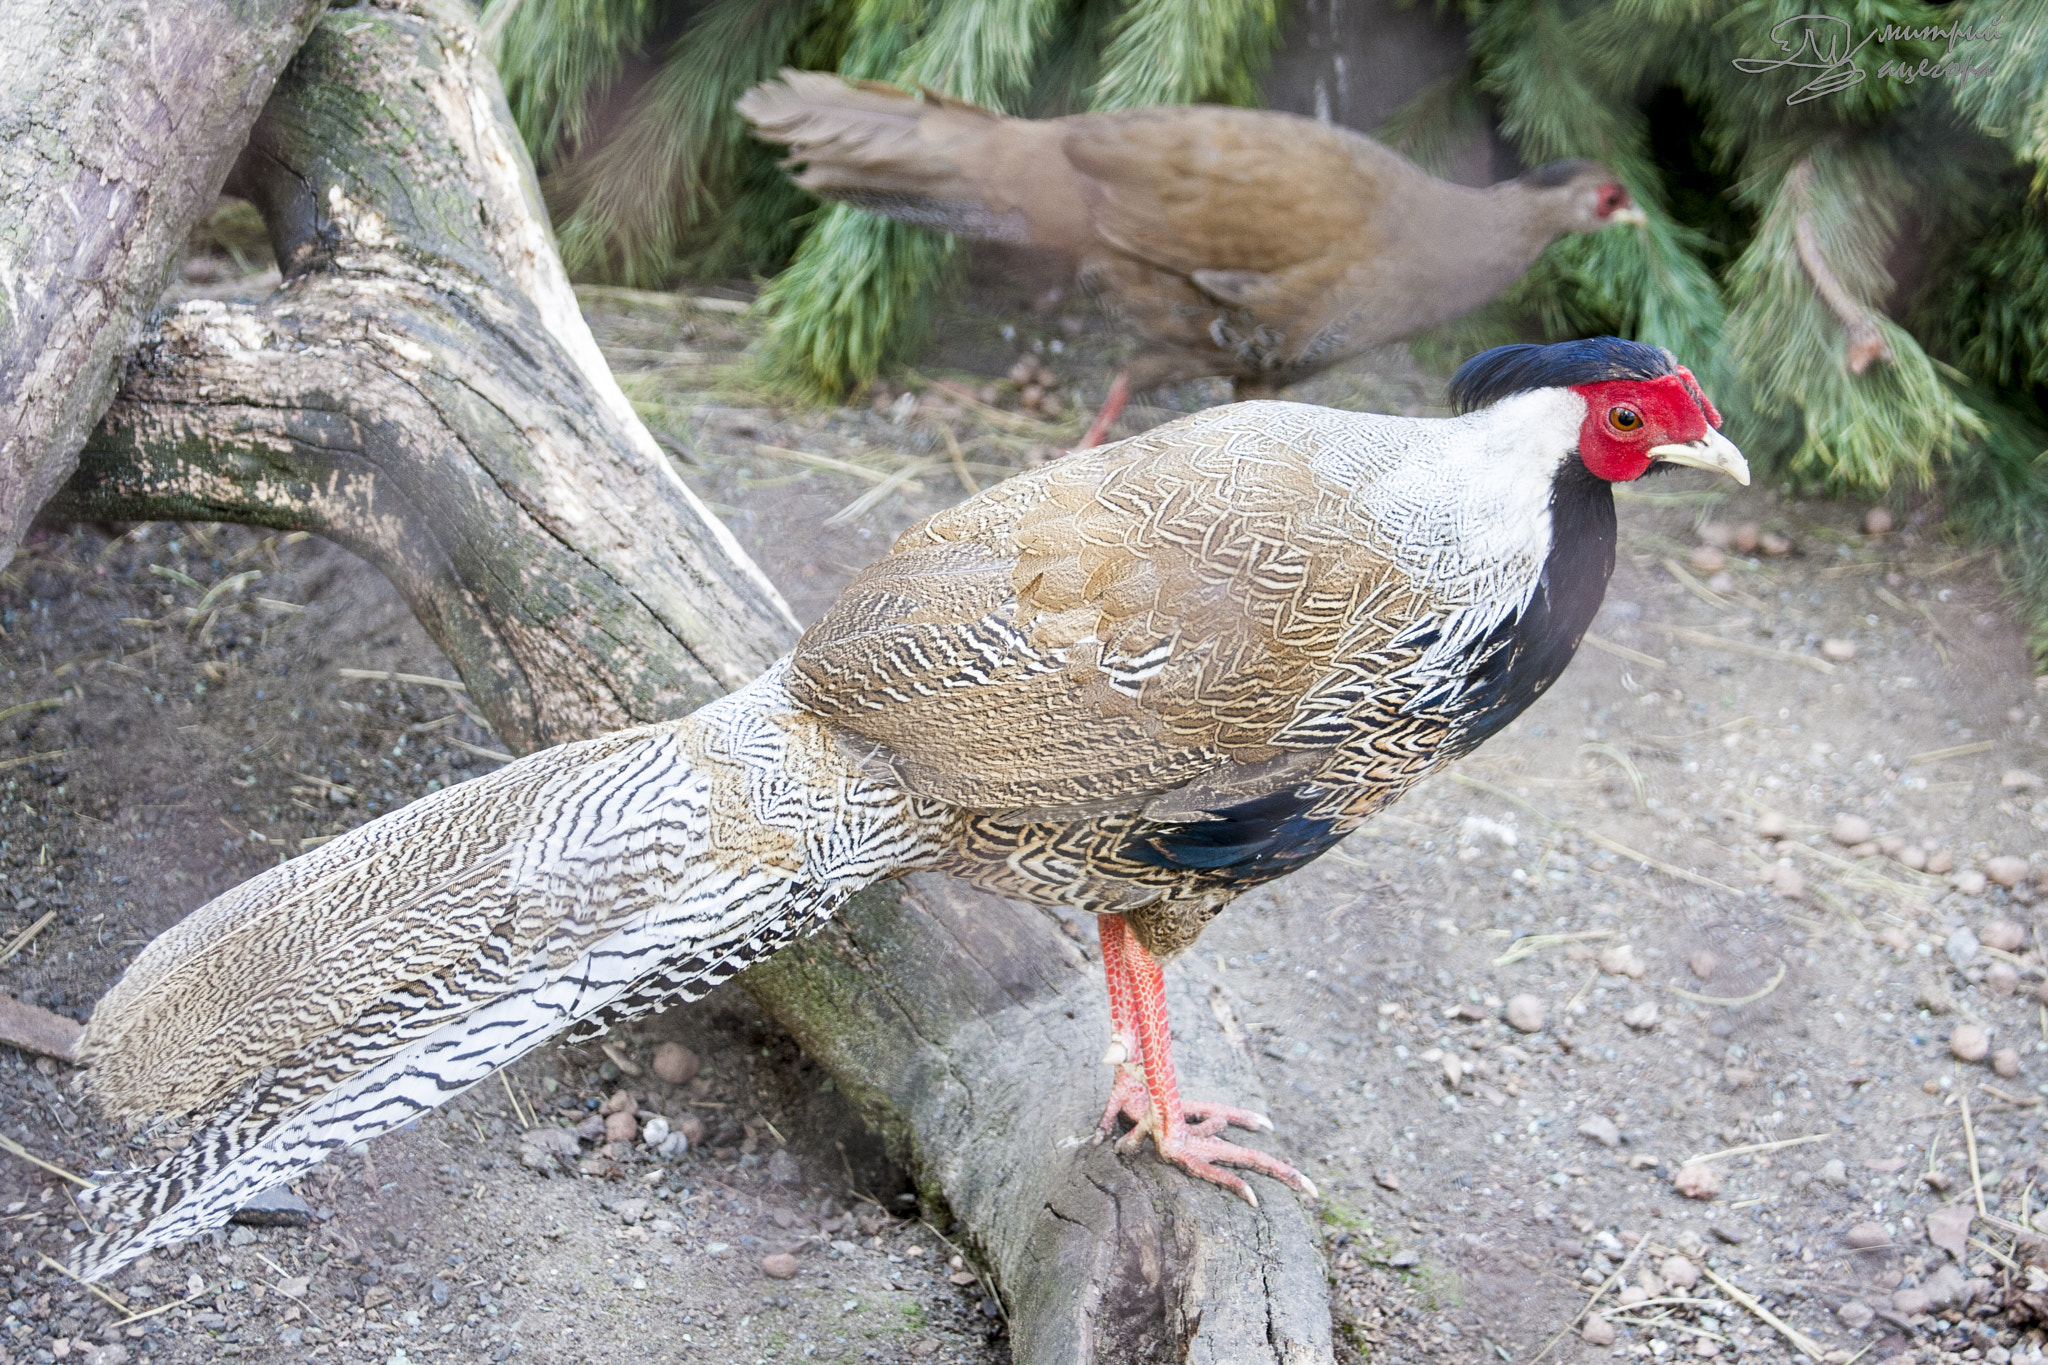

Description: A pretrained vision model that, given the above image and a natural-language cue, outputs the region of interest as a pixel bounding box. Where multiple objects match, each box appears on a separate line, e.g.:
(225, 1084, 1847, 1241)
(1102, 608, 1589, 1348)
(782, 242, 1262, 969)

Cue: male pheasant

(738, 71, 1649, 445)
(70, 338, 1744, 1278)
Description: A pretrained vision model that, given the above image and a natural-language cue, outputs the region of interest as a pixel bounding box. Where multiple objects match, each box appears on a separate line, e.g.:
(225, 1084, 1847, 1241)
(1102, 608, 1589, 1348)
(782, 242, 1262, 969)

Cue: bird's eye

(1609, 406, 1643, 432)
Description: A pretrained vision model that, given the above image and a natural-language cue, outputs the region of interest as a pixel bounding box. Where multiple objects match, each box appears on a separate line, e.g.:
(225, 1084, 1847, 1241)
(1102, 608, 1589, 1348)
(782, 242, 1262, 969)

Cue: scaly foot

(1093, 914, 1317, 1206)
(1110, 1098, 1317, 1207)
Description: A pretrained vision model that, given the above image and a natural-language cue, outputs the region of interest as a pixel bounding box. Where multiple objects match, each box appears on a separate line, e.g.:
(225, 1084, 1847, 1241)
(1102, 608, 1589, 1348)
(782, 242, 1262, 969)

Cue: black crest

(1449, 338, 1678, 415)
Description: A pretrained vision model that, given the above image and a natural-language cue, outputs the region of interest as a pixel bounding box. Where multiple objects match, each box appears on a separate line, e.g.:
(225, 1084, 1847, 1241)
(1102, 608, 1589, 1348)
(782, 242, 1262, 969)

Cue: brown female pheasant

(70, 338, 1743, 1277)
(738, 70, 1648, 444)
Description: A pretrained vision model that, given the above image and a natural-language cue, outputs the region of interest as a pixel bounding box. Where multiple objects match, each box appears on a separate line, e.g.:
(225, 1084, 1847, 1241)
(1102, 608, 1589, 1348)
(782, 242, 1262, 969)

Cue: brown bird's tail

(737, 69, 1077, 247)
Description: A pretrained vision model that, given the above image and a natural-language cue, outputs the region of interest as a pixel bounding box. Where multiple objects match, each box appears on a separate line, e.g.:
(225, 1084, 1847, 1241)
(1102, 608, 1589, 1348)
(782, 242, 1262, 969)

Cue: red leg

(1094, 915, 1318, 1206)
(1096, 916, 1149, 1135)
(1079, 371, 1131, 449)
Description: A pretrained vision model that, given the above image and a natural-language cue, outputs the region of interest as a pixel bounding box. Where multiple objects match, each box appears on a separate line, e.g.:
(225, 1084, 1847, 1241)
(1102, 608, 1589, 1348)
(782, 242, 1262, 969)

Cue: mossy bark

(0, 0, 330, 567)
(39, 2, 1336, 1359)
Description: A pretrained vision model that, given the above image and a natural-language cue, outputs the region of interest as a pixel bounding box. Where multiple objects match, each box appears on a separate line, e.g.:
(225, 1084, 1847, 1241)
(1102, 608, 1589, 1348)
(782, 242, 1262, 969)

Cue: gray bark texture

(0, 0, 330, 568)
(37, 2, 1337, 1359)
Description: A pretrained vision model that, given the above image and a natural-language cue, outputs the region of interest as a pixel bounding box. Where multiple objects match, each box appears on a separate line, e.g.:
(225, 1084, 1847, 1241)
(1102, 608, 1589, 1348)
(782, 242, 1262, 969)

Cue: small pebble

(1660, 1255, 1698, 1290)
(1875, 925, 1911, 952)
(601, 1090, 638, 1116)
(1844, 1222, 1890, 1250)
(1987, 857, 2029, 889)
(1987, 962, 2020, 996)
(1879, 835, 1905, 857)
(1694, 1339, 1719, 1358)
(1995, 1048, 2022, 1079)
(1597, 945, 1644, 978)
(1772, 864, 1805, 898)
(1755, 810, 1787, 839)
(651, 1042, 700, 1086)
(1706, 571, 1735, 593)
(1837, 1300, 1875, 1330)
(1982, 920, 2026, 952)
(1698, 522, 1734, 549)
(1821, 638, 1856, 662)
(1758, 530, 1792, 556)
(2003, 769, 2044, 792)
(1951, 1023, 1990, 1062)
(1732, 523, 1760, 553)
(761, 1253, 799, 1279)
(1673, 1162, 1721, 1200)
(1864, 507, 1894, 535)
(1892, 1287, 1932, 1315)
(1927, 849, 1955, 874)
(1831, 814, 1873, 846)
(1691, 545, 1727, 573)
(1582, 1315, 1616, 1347)
(676, 1115, 706, 1145)
(1947, 927, 1980, 968)
(1622, 1002, 1659, 1031)
(1504, 994, 1545, 1033)
(1689, 949, 1718, 981)
(605, 1109, 638, 1144)
(1899, 844, 1928, 870)
(641, 1115, 670, 1146)
(1578, 1114, 1621, 1148)
(1955, 869, 1989, 896)
(1820, 1158, 1849, 1187)
(1617, 1285, 1649, 1307)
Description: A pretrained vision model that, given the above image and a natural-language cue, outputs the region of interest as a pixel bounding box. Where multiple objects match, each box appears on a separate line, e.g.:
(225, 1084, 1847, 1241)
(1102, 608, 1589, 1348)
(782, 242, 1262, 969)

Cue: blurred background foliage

(482, 0, 2048, 655)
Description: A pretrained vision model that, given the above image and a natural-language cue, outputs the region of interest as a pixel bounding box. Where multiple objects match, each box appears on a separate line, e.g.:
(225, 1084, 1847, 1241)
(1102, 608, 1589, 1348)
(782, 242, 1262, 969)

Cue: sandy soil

(3, 253, 2047, 1365)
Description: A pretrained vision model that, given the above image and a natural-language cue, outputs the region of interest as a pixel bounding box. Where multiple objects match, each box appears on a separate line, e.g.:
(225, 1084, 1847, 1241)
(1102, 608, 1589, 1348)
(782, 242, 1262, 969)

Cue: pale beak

(1650, 427, 1749, 485)
(1608, 205, 1648, 226)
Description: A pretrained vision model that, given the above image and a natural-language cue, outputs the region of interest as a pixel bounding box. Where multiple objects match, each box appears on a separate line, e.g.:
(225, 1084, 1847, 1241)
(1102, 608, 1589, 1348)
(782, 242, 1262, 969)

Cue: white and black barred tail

(71, 661, 946, 1280)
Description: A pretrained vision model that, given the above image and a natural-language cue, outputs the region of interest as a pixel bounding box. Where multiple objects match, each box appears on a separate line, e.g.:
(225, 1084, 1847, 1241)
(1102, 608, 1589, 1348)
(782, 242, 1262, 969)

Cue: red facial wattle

(1595, 184, 1631, 219)
(1569, 375, 1715, 482)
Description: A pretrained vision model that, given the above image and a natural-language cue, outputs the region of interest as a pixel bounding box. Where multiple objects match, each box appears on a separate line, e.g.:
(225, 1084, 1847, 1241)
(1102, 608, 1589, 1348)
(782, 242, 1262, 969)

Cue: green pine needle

(755, 209, 960, 396)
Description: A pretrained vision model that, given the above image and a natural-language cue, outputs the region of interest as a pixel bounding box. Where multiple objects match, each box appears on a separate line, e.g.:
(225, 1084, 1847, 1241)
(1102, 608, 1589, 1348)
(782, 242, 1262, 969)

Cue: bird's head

(1519, 160, 1648, 231)
(1450, 337, 1748, 486)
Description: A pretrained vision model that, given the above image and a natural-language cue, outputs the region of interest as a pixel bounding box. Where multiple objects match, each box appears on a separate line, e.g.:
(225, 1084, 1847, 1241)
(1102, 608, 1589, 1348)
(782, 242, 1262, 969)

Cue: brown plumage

(739, 71, 1647, 438)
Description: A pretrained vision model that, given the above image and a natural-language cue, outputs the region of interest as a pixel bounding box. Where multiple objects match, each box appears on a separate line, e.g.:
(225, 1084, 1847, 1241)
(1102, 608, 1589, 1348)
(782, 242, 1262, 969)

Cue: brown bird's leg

(1095, 915, 1319, 1206)
(1079, 371, 1131, 448)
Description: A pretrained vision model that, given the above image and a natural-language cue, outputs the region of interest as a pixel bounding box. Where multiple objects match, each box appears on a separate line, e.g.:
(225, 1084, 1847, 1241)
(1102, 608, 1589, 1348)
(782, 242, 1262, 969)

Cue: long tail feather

(72, 661, 942, 1280)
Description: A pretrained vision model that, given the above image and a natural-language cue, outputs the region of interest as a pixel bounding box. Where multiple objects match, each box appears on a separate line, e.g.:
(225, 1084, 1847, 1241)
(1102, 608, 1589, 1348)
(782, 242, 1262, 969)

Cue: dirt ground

(5, 245, 2048, 1365)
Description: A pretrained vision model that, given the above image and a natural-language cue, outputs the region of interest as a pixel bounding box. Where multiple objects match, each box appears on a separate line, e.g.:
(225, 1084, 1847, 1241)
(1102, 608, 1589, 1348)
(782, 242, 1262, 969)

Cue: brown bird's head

(1518, 159, 1648, 232)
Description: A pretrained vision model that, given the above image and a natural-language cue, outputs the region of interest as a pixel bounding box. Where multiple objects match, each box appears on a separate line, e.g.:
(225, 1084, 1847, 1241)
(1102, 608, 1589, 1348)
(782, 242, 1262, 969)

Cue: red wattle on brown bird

(738, 69, 1649, 443)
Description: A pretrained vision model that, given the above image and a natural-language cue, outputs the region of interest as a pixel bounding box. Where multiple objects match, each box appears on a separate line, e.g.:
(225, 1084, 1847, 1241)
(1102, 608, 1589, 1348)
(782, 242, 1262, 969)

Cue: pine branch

(1949, 0, 2048, 185)
(547, 0, 824, 285)
(485, 0, 665, 165)
(1092, 0, 1285, 109)
(1786, 159, 1893, 374)
(1724, 142, 1980, 490)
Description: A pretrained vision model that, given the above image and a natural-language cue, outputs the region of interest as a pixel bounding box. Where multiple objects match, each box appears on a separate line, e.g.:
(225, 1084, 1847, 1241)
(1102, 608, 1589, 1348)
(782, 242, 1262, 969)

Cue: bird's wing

(1059, 107, 1413, 282)
(787, 403, 1426, 815)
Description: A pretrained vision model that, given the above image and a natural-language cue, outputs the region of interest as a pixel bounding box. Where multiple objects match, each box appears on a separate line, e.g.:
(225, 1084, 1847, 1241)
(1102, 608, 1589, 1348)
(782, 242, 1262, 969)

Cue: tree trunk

(37, 2, 1335, 1359)
(0, 0, 330, 567)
